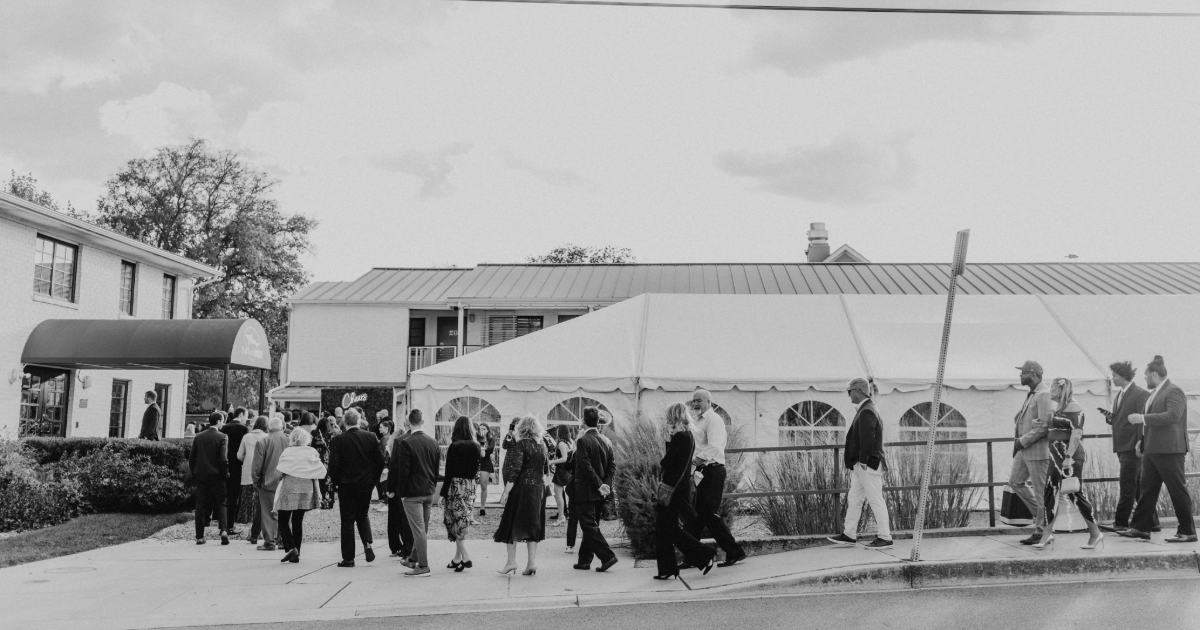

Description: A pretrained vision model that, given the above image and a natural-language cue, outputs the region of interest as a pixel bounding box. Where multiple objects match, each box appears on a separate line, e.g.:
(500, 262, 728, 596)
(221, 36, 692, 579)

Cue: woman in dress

(273, 428, 327, 563)
(1034, 377, 1103, 550)
(375, 420, 393, 502)
(494, 415, 547, 576)
(237, 416, 269, 540)
(653, 403, 717, 579)
(442, 416, 481, 571)
(548, 425, 573, 527)
(475, 421, 496, 516)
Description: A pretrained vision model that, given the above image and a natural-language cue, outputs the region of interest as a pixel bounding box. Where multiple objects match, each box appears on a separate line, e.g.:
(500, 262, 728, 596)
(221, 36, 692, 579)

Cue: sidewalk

(2, 531, 1198, 630)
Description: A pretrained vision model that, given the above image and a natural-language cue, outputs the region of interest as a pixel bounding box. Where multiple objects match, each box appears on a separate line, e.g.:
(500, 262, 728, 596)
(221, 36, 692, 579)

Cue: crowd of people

(185, 354, 1192, 576)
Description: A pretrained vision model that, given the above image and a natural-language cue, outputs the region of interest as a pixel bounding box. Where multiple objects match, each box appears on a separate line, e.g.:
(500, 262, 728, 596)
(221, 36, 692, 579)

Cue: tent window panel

(435, 396, 501, 445)
(899, 402, 968, 453)
(778, 400, 844, 449)
(711, 403, 733, 426)
(548, 397, 611, 440)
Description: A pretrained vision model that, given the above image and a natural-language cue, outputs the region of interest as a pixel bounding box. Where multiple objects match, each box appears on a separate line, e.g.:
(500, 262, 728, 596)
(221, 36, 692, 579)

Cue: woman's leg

(478, 472, 490, 513)
(566, 488, 579, 549)
(526, 541, 538, 572)
(455, 539, 468, 564)
(500, 543, 518, 573)
(1068, 484, 1102, 542)
(654, 504, 679, 576)
(551, 485, 565, 523)
(293, 510, 305, 553)
(278, 510, 294, 551)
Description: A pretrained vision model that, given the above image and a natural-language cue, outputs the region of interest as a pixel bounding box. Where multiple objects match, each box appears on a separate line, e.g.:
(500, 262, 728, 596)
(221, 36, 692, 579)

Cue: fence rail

(726, 430, 1200, 528)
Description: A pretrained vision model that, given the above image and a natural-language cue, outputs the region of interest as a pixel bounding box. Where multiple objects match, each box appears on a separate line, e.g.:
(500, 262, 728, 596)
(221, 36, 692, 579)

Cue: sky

(2, 0, 1199, 282)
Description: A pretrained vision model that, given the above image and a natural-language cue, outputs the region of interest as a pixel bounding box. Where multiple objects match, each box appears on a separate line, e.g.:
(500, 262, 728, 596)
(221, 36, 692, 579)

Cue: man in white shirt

(682, 389, 746, 568)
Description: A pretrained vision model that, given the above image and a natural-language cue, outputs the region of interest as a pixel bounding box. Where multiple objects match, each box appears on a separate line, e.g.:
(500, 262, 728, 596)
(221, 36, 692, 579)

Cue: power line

(454, 0, 1200, 17)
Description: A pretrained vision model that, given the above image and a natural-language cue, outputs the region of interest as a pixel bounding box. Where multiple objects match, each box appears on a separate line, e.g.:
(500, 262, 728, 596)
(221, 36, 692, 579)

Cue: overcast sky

(2, 1, 1198, 281)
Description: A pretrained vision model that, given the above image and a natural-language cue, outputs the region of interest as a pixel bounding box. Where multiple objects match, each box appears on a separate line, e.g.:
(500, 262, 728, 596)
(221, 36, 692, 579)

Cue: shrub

(21, 437, 190, 469)
(752, 451, 843, 536)
(885, 448, 979, 530)
(54, 445, 192, 513)
(1083, 441, 1200, 520)
(0, 441, 83, 532)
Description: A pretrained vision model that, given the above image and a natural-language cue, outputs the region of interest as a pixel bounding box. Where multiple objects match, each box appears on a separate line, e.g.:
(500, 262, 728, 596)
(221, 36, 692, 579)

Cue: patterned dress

(493, 438, 547, 544)
(444, 479, 477, 541)
(1043, 404, 1096, 524)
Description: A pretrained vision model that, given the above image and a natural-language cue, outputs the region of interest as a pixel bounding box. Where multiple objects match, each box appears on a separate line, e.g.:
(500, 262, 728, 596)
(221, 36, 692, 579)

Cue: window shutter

(483, 312, 516, 346)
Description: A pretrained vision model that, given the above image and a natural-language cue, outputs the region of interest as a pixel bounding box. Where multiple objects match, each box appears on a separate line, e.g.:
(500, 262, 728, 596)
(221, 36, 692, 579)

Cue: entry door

(19, 370, 70, 437)
(435, 317, 462, 363)
(155, 383, 170, 438)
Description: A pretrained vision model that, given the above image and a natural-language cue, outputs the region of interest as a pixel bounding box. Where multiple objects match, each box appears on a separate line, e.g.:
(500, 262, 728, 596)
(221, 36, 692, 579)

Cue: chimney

(805, 222, 830, 263)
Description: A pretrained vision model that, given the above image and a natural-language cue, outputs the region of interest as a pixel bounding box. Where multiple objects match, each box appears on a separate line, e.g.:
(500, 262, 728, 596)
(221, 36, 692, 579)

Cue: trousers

(256, 488, 278, 544)
(1131, 453, 1196, 536)
(843, 464, 891, 540)
(576, 499, 615, 565)
(388, 493, 414, 559)
(655, 503, 716, 576)
(1115, 450, 1158, 528)
(402, 495, 434, 568)
(1007, 451, 1050, 530)
(683, 464, 743, 557)
(225, 472, 242, 527)
(337, 483, 375, 561)
(194, 479, 227, 538)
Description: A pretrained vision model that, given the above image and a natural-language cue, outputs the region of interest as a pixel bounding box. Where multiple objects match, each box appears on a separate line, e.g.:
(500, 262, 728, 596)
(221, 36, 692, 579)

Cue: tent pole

(456, 302, 465, 357)
(221, 363, 230, 412)
(258, 369, 265, 415)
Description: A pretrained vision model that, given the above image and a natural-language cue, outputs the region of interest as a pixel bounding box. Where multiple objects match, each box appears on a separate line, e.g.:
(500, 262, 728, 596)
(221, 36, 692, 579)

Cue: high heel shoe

(1082, 533, 1104, 550)
(522, 567, 537, 576)
(455, 561, 468, 573)
(1032, 535, 1055, 550)
(447, 560, 461, 570)
(462, 560, 473, 568)
(497, 566, 517, 576)
(652, 574, 678, 581)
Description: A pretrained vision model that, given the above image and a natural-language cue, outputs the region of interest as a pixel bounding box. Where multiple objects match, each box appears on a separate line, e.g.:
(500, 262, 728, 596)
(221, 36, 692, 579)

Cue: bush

(752, 451, 843, 536)
(885, 448, 979, 530)
(21, 437, 190, 469)
(54, 445, 192, 513)
(0, 441, 83, 532)
(1082, 441, 1200, 520)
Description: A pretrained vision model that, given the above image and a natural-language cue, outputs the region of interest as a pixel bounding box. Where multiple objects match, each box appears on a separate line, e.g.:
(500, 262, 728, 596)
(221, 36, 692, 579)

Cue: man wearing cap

(828, 378, 892, 548)
(682, 389, 746, 568)
(1010, 360, 1054, 545)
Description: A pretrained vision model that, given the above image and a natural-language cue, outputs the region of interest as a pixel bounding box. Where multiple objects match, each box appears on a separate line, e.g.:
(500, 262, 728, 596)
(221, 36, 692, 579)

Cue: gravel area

(151, 501, 628, 544)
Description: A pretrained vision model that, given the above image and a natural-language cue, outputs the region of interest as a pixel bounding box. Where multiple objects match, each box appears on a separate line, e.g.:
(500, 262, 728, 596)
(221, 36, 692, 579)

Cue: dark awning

(22, 319, 272, 371)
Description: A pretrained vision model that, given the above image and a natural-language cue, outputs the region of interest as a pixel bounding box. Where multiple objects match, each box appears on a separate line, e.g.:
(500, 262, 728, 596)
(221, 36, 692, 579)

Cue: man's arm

(386, 441, 402, 494)
(1018, 392, 1051, 447)
(861, 412, 880, 468)
(396, 440, 413, 489)
(218, 434, 229, 479)
(575, 439, 603, 492)
(253, 440, 266, 487)
(1144, 388, 1186, 427)
(188, 438, 198, 474)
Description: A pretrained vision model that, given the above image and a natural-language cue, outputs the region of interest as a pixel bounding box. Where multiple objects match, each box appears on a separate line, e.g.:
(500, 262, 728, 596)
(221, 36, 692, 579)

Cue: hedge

(0, 442, 83, 531)
(21, 437, 191, 469)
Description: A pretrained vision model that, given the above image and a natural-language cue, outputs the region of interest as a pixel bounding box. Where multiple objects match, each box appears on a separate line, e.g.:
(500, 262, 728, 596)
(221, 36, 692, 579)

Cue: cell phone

(1097, 407, 1111, 415)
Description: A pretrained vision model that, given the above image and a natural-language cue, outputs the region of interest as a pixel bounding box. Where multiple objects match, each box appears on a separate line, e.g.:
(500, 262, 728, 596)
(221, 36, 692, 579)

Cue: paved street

(168, 578, 1200, 630)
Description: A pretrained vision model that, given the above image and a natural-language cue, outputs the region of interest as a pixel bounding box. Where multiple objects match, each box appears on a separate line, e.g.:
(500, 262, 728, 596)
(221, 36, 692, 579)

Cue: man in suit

(1009, 360, 1054, 545)
(220, 407, 250, 535)
(387, 416, 416, 562)
(389, 409, 440, 577)
(828, 378, 892, 548)
(1099, 362, 1156, 533)
(573, 406, 618, 572)
(328, 409, 384, 567)
(1120, 356, 1196, 542)
(137, 390, 161, 440)
(683, 389, 747, 567)
(252, 415, 289, 551)
(189, 412, 230, 546)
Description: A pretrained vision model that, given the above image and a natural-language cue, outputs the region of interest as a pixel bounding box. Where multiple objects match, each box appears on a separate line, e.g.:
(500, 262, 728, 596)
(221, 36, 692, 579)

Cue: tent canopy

(410, 294, 1200, 396)
(22, 319, 272, 371)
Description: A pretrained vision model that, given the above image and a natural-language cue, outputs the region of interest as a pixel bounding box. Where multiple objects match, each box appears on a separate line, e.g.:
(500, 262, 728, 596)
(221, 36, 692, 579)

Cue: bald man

(682, 389, 746, 568)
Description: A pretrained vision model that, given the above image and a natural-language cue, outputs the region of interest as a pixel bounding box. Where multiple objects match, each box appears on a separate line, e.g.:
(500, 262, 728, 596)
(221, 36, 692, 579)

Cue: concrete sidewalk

(2, 531, 1198, 630)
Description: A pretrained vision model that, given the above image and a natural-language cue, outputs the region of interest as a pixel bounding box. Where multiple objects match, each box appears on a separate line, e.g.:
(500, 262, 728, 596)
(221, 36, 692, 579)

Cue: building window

(19, 370, 70, 437)
(482, 313, 544, 346)
(33, 235, 78, 301)
(408, 318, 426, 347)
(162, 275, 176, 319)
(899, 402, 968, 455)
(110, 379, 130, 437)
(557, 314, 581, 324)
(119, 262, 136, 315)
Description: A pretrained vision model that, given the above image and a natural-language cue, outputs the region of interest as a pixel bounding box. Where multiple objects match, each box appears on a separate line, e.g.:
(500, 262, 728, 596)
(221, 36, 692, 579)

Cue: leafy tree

(526, 244, 635, 264)
(91, 139, 317, 411)
(4, 171, 80, 217)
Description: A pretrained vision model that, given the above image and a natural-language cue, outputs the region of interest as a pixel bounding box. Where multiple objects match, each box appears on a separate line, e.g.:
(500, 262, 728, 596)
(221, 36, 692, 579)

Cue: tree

(526, 244, 636, 264)
(4, 171, 81, 217)
(91, 139, 317, 412)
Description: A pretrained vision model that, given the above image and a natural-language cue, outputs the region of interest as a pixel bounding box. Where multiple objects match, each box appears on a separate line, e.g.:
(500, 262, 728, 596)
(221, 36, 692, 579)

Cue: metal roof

(290, 262, 1200, 307)
(288, 268, 473, 304)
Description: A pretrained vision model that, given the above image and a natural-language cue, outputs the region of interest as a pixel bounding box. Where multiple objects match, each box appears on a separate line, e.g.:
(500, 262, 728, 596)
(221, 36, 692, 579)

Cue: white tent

(409, 293, 1200, 449)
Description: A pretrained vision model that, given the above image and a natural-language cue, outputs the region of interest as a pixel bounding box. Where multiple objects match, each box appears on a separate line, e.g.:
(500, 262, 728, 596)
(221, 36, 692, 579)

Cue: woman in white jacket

(273, 428, 328, 563)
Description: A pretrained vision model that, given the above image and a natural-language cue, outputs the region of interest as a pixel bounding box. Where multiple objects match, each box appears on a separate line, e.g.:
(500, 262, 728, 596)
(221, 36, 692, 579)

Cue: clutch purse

(1058, 476, 1081, 495)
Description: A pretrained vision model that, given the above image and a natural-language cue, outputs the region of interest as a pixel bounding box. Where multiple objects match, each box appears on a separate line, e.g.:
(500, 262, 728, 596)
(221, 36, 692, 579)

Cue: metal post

(987, 441, 996, 528)
(833, 446, 841, 527)
(258, 368, 265, 415)
(221, 363, 230, 413)
(456, 302, 465, 357)
(910, 229, 969, 563)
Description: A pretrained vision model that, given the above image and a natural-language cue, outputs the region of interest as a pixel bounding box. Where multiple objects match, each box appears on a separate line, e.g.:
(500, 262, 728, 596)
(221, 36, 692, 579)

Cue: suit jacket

(328, 427, 384, 488)
(1143, 380, 1190, 454)
(252, 430, 290, 491)
(387, 430, 412, 495)
(1014, 383, 1053, 460)
(573, 428, 614, 503)
(845, 399, 887, 471)
(220, 422, 250, 474)
(660, 430, 696, 519)
(393, 429, 441, 498)
(138, 404, 161, 440)
(189, 426, 228, 482)
(1107, 384, 1150, 453)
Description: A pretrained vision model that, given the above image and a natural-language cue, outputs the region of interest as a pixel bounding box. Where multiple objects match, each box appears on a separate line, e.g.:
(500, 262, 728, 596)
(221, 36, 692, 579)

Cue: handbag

(1058, 475, 1081, 495)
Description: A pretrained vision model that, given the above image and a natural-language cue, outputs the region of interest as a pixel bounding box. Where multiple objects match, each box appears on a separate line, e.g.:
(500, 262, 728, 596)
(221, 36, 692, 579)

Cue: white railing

(408, 345, 481, 374)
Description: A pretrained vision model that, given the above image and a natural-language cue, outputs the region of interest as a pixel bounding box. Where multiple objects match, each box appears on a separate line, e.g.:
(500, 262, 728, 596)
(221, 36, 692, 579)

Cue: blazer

(393, 430, 441, 498)
(1107, 384, 1149, 453)
(189, 426, 228, 482)
(328, 427, 384, 488)
(1014, 383, 1053, 460)
(1143, 380, 1190, 454)
(387, 430, 411, 495)
(845, 399, 887, 471)
(220, 422, 249, 473)
(659, 430, 696, 519)
(138, 404, 161, 440)
(252, 430, 290, 491)
(440, 439, 481, 498)
(573, 428, 614, 503)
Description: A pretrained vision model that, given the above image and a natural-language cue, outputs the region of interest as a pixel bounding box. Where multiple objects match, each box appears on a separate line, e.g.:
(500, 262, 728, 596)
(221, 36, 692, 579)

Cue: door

(154, 383, 170, 438)
(19, 368, 70, 437)
(435, 316, 463, 363)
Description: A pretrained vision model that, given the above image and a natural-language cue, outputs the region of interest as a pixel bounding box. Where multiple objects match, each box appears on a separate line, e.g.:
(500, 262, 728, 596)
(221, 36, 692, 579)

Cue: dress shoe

(573, 563, 591, 570)
(400, 559, 416, 569)
(364, 546, 375, 562)
(227, 528, 242, 536)
(701, 556, 716, 575)
(1150, 526, 1162, 533)
(596, 557, 618, 572)
(257, 543, 277, 551)
(865, 538, 893, 549)
(1098, 522, 1126, 533)
(1018, 532, 1043, 545)
(1165, 534, 1198, 543)
(220, 532, 230, 546)
(826, 533, 856, 546)
(718, 550, 747, 567)
(337, 560, 355, 568)
(281, 549, 299, 563)
(404, 567, 431, 577)
(1118, 528, 1151, 540)
(196, 538, 206, 545)
(652, 574, 678, 581)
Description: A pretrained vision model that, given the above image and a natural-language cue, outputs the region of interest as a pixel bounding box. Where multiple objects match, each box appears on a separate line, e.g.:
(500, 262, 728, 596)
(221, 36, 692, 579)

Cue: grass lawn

(0, 512, 190, 569)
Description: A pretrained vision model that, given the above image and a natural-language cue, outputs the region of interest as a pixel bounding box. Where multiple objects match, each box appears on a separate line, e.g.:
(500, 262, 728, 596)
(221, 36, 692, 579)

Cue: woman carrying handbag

(1034, 377, 1103, 550)
(653, 403, 718, 580)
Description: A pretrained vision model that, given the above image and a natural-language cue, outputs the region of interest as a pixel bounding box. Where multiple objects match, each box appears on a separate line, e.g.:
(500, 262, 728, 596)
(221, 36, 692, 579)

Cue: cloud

(746, 12, 1034, 76)
(99, 82, 223, 152)
(379, 142, 474, 198)
(716, 135, 915, 203)
(501, 150, 582, 187)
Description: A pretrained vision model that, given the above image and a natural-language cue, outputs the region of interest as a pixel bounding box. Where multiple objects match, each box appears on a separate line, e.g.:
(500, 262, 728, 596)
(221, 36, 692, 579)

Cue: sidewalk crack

(287, 561, 339, 584)
(320, 582, 352, 609)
